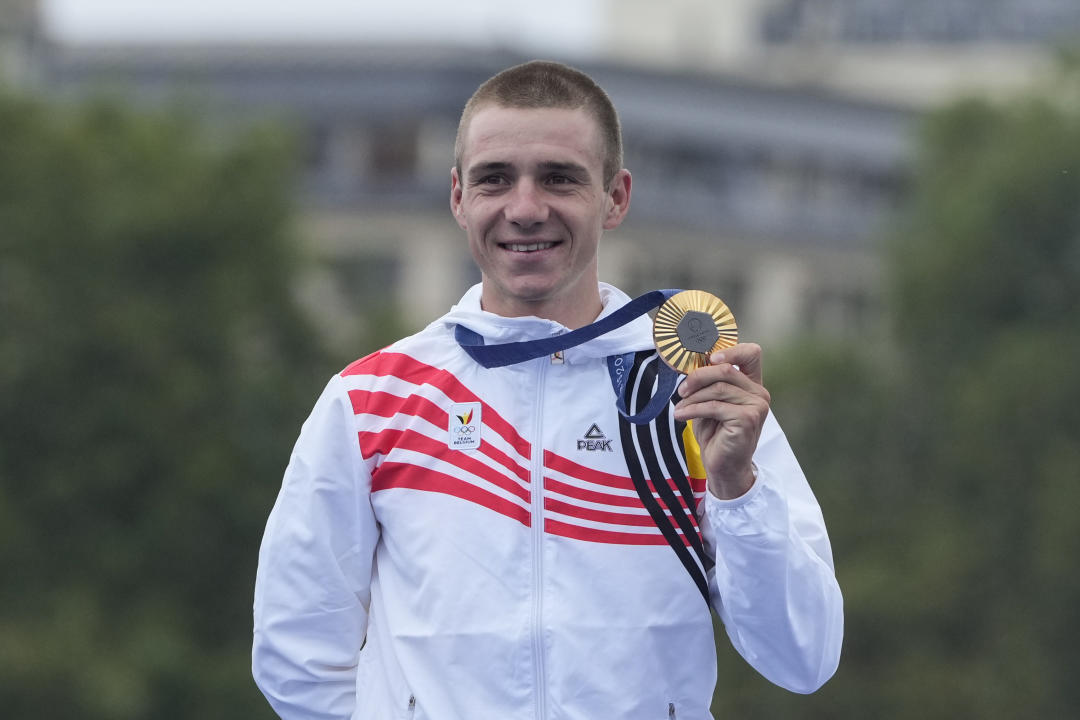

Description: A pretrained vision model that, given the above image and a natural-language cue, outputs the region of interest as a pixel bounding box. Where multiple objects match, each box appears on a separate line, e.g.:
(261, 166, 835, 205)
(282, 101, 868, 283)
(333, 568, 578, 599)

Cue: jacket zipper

(407, 694, 416, 718)
(531, 358, 549, 720)
(668, 701, 676, 719)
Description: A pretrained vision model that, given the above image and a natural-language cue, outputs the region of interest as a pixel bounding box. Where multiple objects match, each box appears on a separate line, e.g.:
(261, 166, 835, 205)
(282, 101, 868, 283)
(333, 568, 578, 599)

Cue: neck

(480, 290, 604, 330)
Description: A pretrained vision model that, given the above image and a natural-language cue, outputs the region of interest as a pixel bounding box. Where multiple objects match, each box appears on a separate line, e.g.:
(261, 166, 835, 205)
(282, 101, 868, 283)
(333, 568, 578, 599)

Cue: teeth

(505, 242, 556, 252)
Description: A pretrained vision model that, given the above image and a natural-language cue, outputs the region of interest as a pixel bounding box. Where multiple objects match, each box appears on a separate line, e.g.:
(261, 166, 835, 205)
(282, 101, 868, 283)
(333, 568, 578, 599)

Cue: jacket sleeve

(252, 374, 378, 719)
(699, 411, 844, 694)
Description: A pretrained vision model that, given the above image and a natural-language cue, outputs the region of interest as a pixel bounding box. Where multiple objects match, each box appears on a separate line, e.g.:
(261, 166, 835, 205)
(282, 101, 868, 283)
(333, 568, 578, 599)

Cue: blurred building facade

(606, 0, 1080, 106)
(6, 1, 1078, 353)
(28, 43, 911, 350)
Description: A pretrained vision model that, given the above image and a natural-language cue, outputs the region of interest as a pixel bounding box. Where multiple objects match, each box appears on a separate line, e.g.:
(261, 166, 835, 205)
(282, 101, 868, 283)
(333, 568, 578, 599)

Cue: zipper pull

(407, 695, 416, 716)
(668, 701, 676, 719)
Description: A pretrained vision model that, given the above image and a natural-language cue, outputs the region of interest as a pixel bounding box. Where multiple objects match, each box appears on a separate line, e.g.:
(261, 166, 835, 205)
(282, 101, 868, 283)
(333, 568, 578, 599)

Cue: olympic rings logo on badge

(449, 403, 482, 450)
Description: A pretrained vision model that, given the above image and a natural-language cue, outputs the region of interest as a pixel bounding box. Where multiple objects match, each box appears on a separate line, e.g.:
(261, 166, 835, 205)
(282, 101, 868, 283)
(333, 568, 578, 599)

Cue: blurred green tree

(0, 92, 338, 718)
(710, 59, 1080, 718)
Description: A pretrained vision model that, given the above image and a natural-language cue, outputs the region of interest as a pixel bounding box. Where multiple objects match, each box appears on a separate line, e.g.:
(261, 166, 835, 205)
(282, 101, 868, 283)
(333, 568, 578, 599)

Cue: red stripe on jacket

(361, 426, 530, 504)
(544, 519, 694, 546)
(543, 451, 701, 511)
(351, 389, 530, 485)
(371, 461, 530, 527)
(344, 351, 531, 460)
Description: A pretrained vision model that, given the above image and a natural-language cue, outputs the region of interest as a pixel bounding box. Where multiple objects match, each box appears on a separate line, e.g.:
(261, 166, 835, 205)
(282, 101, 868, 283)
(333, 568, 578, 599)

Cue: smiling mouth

(500, 241, 559, 253)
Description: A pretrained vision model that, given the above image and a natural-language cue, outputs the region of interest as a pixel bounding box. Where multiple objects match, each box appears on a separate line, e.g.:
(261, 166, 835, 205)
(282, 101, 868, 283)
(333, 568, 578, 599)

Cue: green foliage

(0, 91, 333, 718)
(892, 96, 1080, 371)
(712, 62, 1080, 717)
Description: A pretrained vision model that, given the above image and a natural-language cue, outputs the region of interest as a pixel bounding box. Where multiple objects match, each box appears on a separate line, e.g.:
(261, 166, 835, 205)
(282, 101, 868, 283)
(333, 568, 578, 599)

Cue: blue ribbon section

(454, 289, 683, 424)
(606, 351, 680, 424)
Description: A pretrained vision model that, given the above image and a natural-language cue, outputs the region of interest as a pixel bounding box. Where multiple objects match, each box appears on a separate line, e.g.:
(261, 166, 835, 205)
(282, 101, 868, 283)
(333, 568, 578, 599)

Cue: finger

(673, 398, 736, 424)
(674, 387, 767, 419)
(675, 377, 757, 410)
(711, 343, 762, 384)
(673, 394, 768, 427)
(677, 360, 765, 400)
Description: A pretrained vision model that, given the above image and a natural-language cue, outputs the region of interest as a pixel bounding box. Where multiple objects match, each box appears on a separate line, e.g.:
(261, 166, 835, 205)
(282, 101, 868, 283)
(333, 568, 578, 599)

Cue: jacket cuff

(704, 462, 761, 508)
(703, 463, 790, 540)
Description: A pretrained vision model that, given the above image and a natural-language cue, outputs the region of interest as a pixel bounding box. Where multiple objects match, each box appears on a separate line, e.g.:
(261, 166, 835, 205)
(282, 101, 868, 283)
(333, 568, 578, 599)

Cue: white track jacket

(253, 283, 843, 720)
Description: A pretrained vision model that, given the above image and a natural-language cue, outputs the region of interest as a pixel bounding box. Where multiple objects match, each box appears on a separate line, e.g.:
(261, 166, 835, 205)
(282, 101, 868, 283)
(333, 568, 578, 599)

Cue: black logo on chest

(577, 423, 613, 452)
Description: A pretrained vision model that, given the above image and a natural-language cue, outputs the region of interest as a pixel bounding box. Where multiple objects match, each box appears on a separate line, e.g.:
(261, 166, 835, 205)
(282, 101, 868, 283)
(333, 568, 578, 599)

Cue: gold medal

(652, 290, 738, 373)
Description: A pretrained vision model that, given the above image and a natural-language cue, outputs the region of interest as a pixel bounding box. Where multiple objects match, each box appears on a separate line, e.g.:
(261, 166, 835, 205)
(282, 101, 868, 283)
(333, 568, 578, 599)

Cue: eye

(547, 174, 576, 185)
(469, 173, 508, 189)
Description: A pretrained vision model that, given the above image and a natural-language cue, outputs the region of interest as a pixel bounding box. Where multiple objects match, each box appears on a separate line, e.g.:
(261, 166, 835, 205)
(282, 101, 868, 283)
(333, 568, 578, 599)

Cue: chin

(501, 279, 560, 302)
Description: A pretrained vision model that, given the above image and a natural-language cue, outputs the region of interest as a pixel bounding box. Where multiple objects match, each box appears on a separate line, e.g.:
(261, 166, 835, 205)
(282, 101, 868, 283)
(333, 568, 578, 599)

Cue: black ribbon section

(657, 412, 715, 575)
(618, 352, 711, 605)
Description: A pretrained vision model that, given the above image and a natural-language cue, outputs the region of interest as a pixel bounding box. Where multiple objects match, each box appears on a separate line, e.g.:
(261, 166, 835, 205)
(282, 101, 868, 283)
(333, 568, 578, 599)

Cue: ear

(602, 169, 632, 231)
(450, 166, 467, 230)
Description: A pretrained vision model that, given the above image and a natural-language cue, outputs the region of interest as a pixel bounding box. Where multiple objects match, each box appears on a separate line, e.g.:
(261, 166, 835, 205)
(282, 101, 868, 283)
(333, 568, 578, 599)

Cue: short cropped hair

(454, 60, 624, 189)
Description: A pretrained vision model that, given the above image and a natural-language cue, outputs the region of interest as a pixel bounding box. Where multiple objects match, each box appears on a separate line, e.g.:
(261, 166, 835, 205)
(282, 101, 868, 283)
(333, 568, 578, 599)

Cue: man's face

(451, 105, 630, 326)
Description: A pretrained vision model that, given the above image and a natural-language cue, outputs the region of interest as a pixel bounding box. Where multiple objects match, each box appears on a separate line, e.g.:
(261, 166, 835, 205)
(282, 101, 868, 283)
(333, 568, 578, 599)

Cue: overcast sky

(42, 0, 606, 57)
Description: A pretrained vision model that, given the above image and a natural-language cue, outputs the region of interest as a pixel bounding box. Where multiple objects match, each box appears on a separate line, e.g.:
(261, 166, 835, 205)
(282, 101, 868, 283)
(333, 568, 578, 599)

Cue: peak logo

(577, 423, 613, 452)
(448, 402, 481, 451)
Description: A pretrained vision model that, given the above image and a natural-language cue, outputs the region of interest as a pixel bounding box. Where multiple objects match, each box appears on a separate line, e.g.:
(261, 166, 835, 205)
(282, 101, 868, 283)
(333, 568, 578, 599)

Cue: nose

(504, 179, 549, 228)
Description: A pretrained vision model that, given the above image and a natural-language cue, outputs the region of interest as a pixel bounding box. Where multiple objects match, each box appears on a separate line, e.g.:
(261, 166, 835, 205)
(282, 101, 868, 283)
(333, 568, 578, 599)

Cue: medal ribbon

(454, 289, 683, 424)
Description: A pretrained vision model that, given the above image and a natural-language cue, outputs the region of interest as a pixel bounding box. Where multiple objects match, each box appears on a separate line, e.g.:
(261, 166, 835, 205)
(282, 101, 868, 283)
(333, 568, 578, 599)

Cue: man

(253, 60, 843, 720)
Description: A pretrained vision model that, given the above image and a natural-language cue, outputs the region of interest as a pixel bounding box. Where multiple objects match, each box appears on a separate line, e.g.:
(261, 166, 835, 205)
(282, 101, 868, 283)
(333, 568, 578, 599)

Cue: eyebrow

(466, 160, 593, 182)
(538, 161, 592, 179)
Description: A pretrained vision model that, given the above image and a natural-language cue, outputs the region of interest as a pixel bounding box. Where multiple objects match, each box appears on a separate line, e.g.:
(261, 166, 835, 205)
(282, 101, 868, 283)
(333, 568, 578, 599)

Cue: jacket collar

(440, 283, 654, 363)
